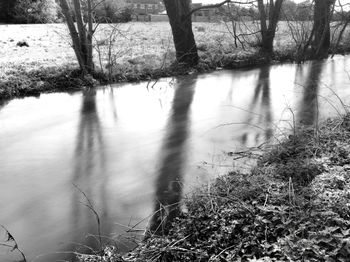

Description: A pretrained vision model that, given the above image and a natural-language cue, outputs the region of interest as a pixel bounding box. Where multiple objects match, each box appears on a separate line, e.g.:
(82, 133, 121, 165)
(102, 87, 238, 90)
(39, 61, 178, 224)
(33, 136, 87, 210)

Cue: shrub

(0, 0, 17, 23)
(116, 7, 133, 23)
(94, 4, 133, 23)
(13, 0, 58, 23)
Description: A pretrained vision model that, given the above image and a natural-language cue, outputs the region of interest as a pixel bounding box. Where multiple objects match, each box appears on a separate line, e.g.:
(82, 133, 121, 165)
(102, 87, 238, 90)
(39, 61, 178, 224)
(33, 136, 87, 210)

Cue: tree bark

(312, 0, 335, 58)
(163, 0, 199, 66)
(59, 0, 86, 72)
(59, 0, 94, 73)
(86, 0, 94, 71)
(257, 0, 284, 53)
(73, 0, 89, 64)
(257, 0, 268, 38)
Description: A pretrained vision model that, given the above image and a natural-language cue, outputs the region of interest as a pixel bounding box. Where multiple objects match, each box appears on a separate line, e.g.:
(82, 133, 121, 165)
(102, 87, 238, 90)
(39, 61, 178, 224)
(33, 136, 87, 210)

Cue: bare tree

(257, 0, 284, 53)
(163, 0, 199, 66)
(58, 0, 94, 73)
(283, 1, 313, 62)
(223, 2, 258, 50)
(331, 1, 350, 57)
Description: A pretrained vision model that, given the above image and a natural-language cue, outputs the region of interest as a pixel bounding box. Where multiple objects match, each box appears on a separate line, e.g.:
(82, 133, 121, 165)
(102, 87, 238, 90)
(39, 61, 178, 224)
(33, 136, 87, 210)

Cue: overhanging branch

(187, 0, 257, 17)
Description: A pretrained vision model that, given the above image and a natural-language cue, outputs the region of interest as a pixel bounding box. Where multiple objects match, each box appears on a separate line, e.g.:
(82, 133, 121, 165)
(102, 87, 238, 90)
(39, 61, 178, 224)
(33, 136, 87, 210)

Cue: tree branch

(187, 0, 256, 17)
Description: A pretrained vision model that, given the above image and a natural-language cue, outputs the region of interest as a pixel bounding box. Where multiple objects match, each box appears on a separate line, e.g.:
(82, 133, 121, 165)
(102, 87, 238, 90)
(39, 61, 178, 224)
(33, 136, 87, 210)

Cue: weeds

(73, 184, 103, 253)
(0, 65, 96, 99)
(73, 112, 350, 262)
(115, 113, 350, 262)
(0, 225, 27, 262)
(1, 21, 350, 100)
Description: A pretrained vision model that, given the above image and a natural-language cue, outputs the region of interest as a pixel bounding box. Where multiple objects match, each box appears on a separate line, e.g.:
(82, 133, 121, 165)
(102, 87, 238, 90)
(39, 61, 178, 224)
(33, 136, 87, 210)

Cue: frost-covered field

(0, 21, 284, 70)
(0, 21, 348, 75)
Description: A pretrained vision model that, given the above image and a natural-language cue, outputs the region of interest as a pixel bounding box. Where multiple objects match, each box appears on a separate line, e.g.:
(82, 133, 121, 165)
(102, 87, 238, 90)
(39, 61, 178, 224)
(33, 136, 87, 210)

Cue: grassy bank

(2, 46, 349, 100)
(79, 114, 350, 262)
(1, 22, 350, 100)
(0, 50, 274, 99)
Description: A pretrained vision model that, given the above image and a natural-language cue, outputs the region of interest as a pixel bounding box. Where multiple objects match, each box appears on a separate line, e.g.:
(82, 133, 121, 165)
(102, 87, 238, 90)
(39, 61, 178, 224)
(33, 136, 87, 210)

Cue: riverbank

(1, 22, 349, 100)
(2, 46, 350, 100)
(0, 50, 272, 99)
(80, 114, 350, 261)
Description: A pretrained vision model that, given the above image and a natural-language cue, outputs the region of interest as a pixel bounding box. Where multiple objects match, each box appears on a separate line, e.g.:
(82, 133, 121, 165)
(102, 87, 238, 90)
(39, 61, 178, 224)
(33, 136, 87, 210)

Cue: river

(0, 56, 350, 261)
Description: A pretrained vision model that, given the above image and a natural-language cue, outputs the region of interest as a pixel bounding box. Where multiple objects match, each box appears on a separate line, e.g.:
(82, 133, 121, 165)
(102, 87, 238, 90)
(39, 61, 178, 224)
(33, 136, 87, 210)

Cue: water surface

(1, 57, 350, 261)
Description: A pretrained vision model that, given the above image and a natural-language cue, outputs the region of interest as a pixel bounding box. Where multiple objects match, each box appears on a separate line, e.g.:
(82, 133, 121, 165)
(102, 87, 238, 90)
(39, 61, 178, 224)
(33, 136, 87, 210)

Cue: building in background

(191, 3, 224, 22)
(126, 1, 224, 22)
(127, 0, 165, 15)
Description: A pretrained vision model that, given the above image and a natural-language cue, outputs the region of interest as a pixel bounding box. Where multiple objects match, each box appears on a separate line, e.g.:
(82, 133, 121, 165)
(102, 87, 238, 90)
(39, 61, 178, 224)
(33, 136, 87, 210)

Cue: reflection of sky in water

(0, 56, 350, 261)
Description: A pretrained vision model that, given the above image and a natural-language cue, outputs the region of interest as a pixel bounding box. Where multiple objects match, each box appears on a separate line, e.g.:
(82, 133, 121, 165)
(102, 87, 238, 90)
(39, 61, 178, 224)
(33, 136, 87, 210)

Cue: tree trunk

(73, 0, 88, 63)
(257, 0, 284, 53)
(163, 0, 199, 66)
(312, 0, 335, 58)
(59, 0, 86, 72)
(58, 0, 94, 73)
(86, 0, 94, 71)
(257, 0, 268, 40)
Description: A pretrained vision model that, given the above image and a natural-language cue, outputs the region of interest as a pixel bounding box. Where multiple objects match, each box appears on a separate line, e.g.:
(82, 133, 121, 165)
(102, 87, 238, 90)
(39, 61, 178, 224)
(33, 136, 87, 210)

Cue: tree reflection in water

(0, 99, 9, 111)
(297, 61, 324, 126)
(149, 77, 196, 235)
(70, 88, 109, 253)
(241, 66, 273, 146)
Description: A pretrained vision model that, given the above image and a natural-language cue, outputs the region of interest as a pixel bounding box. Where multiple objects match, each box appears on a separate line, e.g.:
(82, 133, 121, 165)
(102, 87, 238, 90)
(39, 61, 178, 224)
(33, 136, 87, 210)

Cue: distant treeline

(0, 0, 59, 23)
(228, 0, 348, 22)
(0, 0, 348, 24)
(0, 0, 131, 24)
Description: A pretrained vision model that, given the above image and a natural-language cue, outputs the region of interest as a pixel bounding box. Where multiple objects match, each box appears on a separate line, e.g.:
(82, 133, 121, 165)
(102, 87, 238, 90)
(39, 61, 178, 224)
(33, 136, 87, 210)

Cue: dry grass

(1, 21, 349, 69)
(116, 114, 350, 262)
(0, 22, 258, 71)
(0, 22, 259, 99)
(0, 22, 321, 70)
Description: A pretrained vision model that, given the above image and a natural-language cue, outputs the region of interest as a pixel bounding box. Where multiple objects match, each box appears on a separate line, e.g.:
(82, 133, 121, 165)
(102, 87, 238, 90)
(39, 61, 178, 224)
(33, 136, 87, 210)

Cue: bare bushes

(94, 23, 128, 82)
(285, 20, 313, 61)
(222, 4, 261, 50)
(5, 0, 58, 23)
(330, 4, 350, 56)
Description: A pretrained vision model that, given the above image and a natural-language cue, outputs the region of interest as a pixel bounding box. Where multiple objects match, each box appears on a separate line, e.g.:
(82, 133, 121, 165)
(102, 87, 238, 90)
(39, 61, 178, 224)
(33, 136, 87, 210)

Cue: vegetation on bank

(1, 1, 349, 261)
(1, 20, 349, 101)
(0, 0, 131, 24)
(2, 49, 350, 100)
(0, 49, 276, 99)
(1, 42, 349, 100)
(78, 114, 350, 262)
(1, 0, 349, 100)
